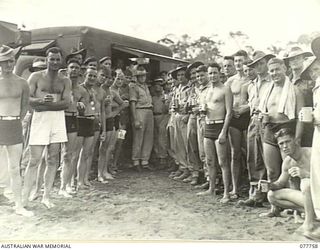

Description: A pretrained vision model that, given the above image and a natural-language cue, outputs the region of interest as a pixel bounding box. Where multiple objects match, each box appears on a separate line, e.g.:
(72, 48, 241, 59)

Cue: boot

(173, 170, 189, 181)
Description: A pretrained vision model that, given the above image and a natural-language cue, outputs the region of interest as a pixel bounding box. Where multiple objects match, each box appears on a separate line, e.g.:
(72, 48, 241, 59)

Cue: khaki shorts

(29, 111, 67, 145)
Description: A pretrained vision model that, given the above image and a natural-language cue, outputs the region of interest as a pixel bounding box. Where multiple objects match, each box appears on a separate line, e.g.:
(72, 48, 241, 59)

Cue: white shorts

(29, 111, 67, 146)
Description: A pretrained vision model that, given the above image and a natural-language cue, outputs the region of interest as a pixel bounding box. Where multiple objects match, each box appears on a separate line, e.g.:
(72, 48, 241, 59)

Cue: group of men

(0, 35, 320, 240)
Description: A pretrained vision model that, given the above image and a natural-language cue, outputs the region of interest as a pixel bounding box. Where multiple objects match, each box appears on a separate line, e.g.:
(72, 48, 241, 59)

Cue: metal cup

(258, 180, 270, 193)
(299, 107, 313, 123)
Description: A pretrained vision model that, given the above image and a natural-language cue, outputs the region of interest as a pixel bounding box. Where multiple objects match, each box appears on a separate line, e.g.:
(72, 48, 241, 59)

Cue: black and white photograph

(0, 0, 320, 245)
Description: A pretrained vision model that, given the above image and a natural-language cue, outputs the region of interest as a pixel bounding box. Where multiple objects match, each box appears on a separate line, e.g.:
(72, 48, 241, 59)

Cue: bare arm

(100, 92, 106, 133)
(222, 86, 233, 135)
(20, 79, 30, 119)
(28, 73, 43, 107)
(270, 158, 290, 190)
(238, 83, 250, 114)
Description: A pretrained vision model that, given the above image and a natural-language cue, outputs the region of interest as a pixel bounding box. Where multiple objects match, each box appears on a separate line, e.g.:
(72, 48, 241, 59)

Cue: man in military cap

(99, 56, 112, 69)
(84, 57, 99, 70)
(237, 51, 275, 207)
(185, 61, 204, 185)
(65, 48, 87, 65)
(129, 63, 154, 170)
(169, 65, 191, 181)
(284, 47, 314, 147)
(151, 78, 170, 167)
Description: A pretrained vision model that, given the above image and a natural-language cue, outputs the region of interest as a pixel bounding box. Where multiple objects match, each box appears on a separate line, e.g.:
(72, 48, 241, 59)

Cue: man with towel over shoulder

(259, 57, 304, 217)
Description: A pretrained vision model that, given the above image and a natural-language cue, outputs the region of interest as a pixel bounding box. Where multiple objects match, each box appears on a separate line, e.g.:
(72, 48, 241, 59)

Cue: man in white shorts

(22, 47, 71, 209)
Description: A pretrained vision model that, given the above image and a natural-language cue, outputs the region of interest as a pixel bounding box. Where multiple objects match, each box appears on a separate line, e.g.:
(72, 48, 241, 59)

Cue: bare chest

(0, 79, 22, 99)
(37, 77, 64, 94)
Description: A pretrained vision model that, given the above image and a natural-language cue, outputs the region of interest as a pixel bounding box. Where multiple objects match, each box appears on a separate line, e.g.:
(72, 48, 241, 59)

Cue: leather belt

(153, 112, 163, 116)
(136, 107, 153, 110)
(65, 111, 77, 117)
(205, 119, 224, 124)
(0, 116, 20, 121)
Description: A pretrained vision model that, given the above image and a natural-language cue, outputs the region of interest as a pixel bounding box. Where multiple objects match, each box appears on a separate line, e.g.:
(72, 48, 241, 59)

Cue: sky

(1, 0, 320, 54)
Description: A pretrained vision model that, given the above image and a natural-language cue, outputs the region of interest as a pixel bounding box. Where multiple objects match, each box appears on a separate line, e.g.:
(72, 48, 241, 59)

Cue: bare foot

(41, 199, 55, 209)
(197, 189, 216, 197)
(294, 212, 304, 224)
(97, 177, 108, 184)
(229, 192, 239, 199)
(66, 186, 76, 195)
(15, 207, 34, 217)
(220, 196, 230, 204)
(58, 190, 73, 198)
(259, 211, 280, 218)
(28, 191, 41, 202)
(103, 172, 114, 180)
(84, 181, 92, 187)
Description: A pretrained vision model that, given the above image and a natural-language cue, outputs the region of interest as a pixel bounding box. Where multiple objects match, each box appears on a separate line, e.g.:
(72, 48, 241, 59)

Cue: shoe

(237, 198, 255, 207)
(173, 171, 189, 181)
(169, 170, 182, 178)
(182, 175, 193, 183)
(190, 177, 198, 186)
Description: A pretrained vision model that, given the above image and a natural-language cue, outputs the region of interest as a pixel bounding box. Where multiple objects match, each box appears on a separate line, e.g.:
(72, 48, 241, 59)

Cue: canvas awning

(112, 44, 188, 64)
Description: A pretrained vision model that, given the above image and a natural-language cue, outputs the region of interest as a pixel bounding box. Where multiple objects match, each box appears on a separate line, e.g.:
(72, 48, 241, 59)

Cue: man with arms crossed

(197, 63, 233, 203)
(23, 47, 71, 208)
(0, 45, 33, 216)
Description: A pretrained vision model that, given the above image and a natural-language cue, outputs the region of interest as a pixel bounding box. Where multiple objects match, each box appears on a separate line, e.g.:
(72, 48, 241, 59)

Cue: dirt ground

(0, 167, 313, 242)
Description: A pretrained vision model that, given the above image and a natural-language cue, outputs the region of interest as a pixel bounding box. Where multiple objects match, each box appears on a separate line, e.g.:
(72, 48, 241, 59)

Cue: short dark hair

(274, 128, 295, 141)
(223, 56, 234, 61)
(234, 50, 248, 58)
(196, 65, 207, 73)
(46, 47, 62, 57)
(67, 59, 81, 66)
(207, 62, 221, 72)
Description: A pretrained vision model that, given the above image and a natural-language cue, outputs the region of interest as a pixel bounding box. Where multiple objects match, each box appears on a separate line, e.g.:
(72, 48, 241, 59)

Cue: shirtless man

(76, 68, 99, 189)
(259, 57, 304, 217)
(264, 128, 318, 238)
(0, 45, 33, 216)
(223, 56, 236, 80)
(23, 47, 71, 208)
(98, 69, 127, 181)
(225, 50, 250, 199)
(197, 63, 233, 203)
(85, 66, 107, 185)
(59, 59, 87, 196)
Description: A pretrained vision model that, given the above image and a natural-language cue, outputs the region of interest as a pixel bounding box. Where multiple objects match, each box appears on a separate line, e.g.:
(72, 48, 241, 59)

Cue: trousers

(174, 113, 189, 170)
(132, 109, 154, 163)
(187, 114, 202, 177)
(153, 114, 169, 159)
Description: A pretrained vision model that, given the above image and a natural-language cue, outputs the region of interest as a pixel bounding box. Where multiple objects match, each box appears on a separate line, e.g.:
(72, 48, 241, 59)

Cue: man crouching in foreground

(264, 128, 319, 238)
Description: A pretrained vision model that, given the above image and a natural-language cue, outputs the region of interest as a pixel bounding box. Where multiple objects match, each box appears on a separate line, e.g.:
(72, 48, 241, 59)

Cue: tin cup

(299, 107, 313, 123)
(199, 103, 207, 113)
(258, 180, 270, 193)
(117, 129, 127, 140)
